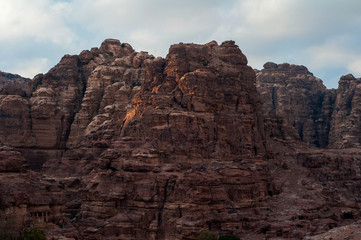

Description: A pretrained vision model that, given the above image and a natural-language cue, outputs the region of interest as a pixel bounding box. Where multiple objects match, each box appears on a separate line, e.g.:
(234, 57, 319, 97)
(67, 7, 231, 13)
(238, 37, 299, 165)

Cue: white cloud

(348, 60, 361, 76)
(71, 0, 225, 56)
(234, 0, 299, 39)
(305, 36, 361, 76)
(0, 0, 361, 88)
(0, 0, 75, 45)
(229, 0, 361, 41)
(306, 39, 353, 68)
(11, 58, 50, 78)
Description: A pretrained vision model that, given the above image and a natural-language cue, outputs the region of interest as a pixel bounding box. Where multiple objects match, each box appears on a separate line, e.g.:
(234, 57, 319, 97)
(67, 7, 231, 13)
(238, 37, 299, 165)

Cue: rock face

(328, 74, 361, 148)
(119, 41, 266, 162)
(72, 41, 275, 240)
(0, 40, 278, 240)
(257, 63, 361, 149)
(256, 62, 331, 147)
(2, 40, 361, 240)
(72, 41, 274, 240)
(0, 71, 30, 96)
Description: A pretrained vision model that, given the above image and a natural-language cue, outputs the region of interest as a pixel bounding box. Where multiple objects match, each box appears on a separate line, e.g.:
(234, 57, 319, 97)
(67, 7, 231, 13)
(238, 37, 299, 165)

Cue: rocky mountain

(328, 74, 361, 148)
(0, 71, 30, 96)
(256, 62, 332, 147)
(1, 39, 361, 240)
(257, 62, 361, 149)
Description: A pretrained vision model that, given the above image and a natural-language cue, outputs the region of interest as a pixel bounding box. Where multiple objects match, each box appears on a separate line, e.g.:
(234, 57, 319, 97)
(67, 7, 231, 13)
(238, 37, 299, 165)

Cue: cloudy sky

(1, 0, 361, 88)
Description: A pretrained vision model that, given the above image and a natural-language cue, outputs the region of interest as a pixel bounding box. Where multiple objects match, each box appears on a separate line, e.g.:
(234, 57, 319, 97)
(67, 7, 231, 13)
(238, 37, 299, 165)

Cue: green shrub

(197, 230, 218, 240)
(18, 227, 46, 240)
(219, 236, 240, 240)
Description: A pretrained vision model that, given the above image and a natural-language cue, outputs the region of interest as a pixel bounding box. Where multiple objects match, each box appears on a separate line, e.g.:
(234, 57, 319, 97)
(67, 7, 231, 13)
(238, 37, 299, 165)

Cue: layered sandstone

(70, 41, 276, 240)
(328, 74, 361, 148)
(0, 71, 30, 96)
(0, 95, 32, 147)
(0, 40, 278, 240)
(257, 63, 361, 149)
(2, 40, 361, 240)
(256, 62, 330, 147)
(118, 41, 266, 162)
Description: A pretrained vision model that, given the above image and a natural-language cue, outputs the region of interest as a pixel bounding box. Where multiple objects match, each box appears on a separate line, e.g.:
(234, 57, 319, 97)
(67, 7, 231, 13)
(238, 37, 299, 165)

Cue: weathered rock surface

(1, 40, 361, 240)
(0, 95, 32, 147)
(118, 41, 266, 162)
(257, 63, 361, 150)
(308, 222, 361, 240)
(328, 74, 361, 148)
(70, 41, 275, 240)
(0, 40, 277, 240)
(0, 71, 30, 96)
(256, 62, 330, 147)
(0, 147, 27, 172)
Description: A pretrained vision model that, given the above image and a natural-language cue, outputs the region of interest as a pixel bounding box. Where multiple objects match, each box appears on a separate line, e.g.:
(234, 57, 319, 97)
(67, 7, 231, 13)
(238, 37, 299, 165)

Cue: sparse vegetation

(197, 230, 218, 240)
(18, 227, 46, 240)
(0, 219, 16, 240)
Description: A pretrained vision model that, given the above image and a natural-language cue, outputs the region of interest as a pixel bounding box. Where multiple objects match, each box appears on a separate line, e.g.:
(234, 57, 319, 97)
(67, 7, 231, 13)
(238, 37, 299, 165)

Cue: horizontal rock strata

(1, 40, 361, 239)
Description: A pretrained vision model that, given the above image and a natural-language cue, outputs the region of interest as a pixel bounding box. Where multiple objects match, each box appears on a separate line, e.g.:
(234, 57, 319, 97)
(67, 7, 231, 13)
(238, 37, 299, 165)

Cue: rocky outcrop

(328, 74, 361, 148)
(256, 62, 330, 147)
(0, 171, 70, 238)
(66, 42, 153, 149)
(2, 40, 361, 240)
(118, 41, 266, 162)
(69, 41, 276, 240)
(0, 95, 32, 147)
(257, 63, 361, 149)
(309, 223, 361, 240)
(0, 147, 27, 172)
(0, 39, 154, 150)
(0, 71, 30, 96)
(0, 40, 278, 240)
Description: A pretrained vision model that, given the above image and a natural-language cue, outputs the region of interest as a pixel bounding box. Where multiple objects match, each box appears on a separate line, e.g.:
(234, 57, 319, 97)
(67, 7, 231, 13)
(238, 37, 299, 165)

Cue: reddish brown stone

(2, 40, 361, 240)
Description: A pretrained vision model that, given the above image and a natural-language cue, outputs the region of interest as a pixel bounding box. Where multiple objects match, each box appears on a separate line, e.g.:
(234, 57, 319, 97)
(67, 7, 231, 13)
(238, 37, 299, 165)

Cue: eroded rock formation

(257, 62, 361, 150)
(72, 41, 275, 240)
(0, 71, 30, 96)
(328, 74, 361, 148)
(256, 62, 330, 147)
(0, 40, 278, 240)
(1, 40, 361, 240)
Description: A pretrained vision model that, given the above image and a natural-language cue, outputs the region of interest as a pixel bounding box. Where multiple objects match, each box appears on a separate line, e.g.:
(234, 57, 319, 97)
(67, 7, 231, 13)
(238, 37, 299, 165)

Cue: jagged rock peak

(340, 73, 356, 81)
(205, 40, 218, 47)
(337, 74, 359, 89)
(121, 40, 264, 161)
(4, 39, 361, 240)
(167, 40, 248, 73)
(263, 61, 310, 74)
(0, 71, 29, 80)
(328, 74, 361, 148)
(0, 71, 31, 96)
(99, 38, 134, 57)
(257, 62, 329, 147)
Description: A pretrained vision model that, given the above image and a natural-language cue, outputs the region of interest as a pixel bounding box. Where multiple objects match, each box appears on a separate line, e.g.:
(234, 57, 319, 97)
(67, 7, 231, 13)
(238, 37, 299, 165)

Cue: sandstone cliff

(256, 62, 331, 147)
(1, 40, 361, 240)
(0, 40, 278, 240)
(0, 71, 30, 96)
(328, 74, 361, 148)
(257, 62, 361, 150)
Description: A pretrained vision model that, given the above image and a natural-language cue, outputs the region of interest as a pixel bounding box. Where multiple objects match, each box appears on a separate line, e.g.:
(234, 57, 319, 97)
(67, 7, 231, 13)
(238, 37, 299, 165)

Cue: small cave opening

(341, 211, 354, 219)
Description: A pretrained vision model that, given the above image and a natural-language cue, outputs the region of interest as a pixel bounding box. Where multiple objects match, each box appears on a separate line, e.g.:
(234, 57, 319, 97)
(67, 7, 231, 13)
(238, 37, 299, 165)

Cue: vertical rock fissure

(271, 87, 276, 111)
(155, 178, 170, 239)
(62, 71, 88, 148)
